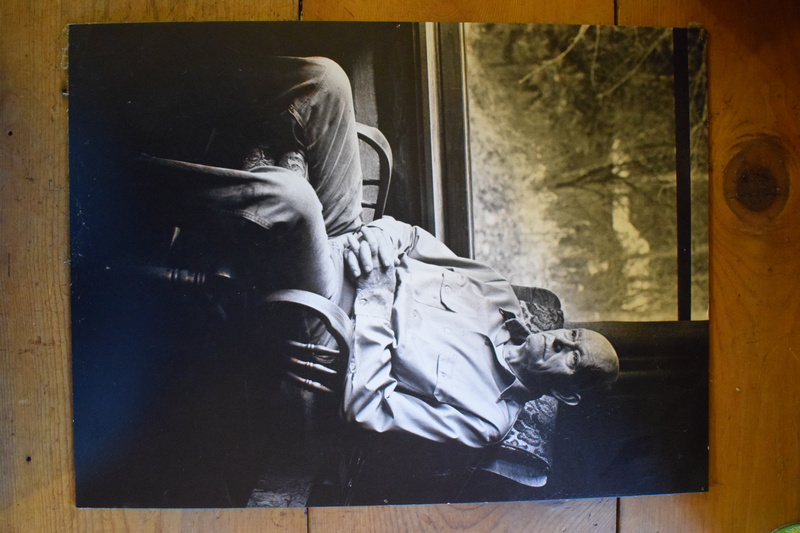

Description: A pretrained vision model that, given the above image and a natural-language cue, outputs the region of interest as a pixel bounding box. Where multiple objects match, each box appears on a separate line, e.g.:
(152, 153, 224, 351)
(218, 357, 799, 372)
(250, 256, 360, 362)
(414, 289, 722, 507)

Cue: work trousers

(166, 56, 362, 305)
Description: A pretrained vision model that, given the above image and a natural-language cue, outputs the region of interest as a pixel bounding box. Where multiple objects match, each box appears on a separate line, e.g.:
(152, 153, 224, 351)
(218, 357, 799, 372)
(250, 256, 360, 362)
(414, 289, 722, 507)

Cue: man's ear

(551, 389, 581, 406)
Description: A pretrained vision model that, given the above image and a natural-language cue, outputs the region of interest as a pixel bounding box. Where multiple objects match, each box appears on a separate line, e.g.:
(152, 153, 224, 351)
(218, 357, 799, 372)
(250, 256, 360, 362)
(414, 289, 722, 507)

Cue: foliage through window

(464, 24, 708, 322)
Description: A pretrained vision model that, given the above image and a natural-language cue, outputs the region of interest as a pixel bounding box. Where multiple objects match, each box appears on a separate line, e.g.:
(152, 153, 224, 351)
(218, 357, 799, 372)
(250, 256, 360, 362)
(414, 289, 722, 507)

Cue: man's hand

(355, 257, 396, 294)
(344, 226, 398, 279)
(344, 226, 397, 295)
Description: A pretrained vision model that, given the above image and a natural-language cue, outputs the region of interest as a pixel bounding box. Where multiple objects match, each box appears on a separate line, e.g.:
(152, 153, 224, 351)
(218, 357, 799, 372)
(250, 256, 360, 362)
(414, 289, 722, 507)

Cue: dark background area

(69, 22, 707, 508)
(70, 21, 432, 507)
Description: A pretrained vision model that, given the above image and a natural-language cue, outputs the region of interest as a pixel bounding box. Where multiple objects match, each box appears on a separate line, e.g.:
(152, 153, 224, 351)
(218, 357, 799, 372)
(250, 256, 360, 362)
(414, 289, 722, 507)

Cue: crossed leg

(166, 57, 364, 303)
(205, 56, 365, 238)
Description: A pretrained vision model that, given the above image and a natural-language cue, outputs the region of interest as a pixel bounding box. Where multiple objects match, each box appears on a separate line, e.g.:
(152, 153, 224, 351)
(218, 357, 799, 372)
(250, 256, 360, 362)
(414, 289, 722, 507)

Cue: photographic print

(69, 21, 708, 507)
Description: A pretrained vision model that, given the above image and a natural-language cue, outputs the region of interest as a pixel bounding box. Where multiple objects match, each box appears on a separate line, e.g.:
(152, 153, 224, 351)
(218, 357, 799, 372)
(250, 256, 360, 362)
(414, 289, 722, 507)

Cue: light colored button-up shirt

(343, 217, 533, 448)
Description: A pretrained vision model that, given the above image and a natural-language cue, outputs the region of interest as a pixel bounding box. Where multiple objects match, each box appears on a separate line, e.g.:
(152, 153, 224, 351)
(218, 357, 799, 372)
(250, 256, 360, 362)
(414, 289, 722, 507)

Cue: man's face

(516, 328, 617, 403)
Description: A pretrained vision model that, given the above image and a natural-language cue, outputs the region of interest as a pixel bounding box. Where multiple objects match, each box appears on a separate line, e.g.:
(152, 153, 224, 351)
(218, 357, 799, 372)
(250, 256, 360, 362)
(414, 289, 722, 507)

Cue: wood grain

(310, 500, 616, 533)
(3, 0, 799, 531)
(301, 0, 613, 24)
(616, 1, 800, 531)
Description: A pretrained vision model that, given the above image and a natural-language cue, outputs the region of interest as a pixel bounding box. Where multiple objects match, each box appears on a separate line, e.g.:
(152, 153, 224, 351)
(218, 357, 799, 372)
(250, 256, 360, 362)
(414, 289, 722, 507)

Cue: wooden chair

(92, 125, 392, 506)
(124, 122, 392, 378)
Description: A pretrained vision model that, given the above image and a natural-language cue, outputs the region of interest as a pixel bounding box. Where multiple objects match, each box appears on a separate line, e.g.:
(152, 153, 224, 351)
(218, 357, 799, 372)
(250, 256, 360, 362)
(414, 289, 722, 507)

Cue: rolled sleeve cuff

(354, 288, 393, 320)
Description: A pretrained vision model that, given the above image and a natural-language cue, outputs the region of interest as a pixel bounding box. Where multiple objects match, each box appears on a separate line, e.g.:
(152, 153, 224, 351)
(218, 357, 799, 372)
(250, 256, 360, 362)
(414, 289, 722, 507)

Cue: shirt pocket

(411, 264, 448, 309)
(439, 269, 481, 317)
(412, 265, 482, 317)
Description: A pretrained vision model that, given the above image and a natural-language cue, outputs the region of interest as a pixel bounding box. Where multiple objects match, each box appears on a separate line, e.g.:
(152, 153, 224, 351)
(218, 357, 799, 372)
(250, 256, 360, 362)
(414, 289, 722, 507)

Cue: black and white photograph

(69, 21, 709, 508)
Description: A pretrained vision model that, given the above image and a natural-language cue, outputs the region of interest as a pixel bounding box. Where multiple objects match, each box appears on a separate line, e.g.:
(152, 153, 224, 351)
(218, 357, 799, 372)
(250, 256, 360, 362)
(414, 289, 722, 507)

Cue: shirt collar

(493, 325, 512, 346)
(499, 378, 534, 403)
(491, 332, 533, 403)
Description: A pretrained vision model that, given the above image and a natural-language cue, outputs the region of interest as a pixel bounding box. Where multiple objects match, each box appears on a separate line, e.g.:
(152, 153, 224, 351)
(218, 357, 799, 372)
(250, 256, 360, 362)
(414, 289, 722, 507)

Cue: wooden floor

(2, 0, 799, 531)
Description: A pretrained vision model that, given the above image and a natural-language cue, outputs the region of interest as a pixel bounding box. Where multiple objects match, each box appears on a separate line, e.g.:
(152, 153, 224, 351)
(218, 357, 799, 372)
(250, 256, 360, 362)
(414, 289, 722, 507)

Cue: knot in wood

(736, 165, 779, 211)
(724, 136, 790, 221)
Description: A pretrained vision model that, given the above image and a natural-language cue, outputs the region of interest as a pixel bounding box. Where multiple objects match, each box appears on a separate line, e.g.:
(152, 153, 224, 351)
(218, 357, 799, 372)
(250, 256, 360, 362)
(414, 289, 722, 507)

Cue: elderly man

(340, 219, 618, 447)
(149, 56, 619, 449)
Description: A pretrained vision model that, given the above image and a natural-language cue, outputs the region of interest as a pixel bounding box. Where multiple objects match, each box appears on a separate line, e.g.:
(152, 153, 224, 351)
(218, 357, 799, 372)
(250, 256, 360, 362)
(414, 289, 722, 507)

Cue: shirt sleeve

(343, 286, 507, 448)
(367, 216, 508, 287)
(365, 216, 457, 262)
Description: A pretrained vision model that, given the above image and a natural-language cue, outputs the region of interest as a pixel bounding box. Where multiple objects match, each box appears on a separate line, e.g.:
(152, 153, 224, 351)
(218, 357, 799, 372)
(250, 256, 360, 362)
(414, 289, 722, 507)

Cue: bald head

(506, 328, 619, 405)
(571, 329, 619, 391)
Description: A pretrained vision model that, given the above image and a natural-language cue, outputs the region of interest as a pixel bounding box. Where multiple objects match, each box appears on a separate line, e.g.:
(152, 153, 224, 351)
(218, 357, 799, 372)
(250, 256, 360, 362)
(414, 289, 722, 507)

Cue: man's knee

(314, 57, 352, 100)
(290, 57, 353, 117)
(272, 171, 324, 229)
(304, 57, 351, 93)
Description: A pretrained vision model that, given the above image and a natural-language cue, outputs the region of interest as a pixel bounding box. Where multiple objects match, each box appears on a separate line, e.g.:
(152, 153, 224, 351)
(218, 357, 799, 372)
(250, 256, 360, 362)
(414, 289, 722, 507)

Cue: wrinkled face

(517, 328, 618, 398)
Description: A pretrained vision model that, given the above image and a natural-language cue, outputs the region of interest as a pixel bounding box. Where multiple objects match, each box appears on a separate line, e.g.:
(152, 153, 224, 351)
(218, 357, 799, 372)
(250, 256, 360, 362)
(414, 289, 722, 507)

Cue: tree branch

(590, 25, 602, 90)
(519, 25, 590, 84)
(596, 28, 672, 100)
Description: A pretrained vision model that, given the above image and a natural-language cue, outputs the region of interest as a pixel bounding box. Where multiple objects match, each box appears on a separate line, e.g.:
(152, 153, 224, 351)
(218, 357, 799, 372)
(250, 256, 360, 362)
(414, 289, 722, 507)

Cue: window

(428, 23, 708, 322)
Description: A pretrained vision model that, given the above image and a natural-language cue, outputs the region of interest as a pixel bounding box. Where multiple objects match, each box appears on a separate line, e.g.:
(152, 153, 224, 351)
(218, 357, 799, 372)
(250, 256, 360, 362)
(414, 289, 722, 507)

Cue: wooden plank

(302, 0, 614, 24)
(24, 0, 797, 532)
(309, 500, 617, 533)
(0, 3, 308, 532)
(59, 0, 299, 22)
(74, 509, 306, 533)
(617, 0, 800, 532)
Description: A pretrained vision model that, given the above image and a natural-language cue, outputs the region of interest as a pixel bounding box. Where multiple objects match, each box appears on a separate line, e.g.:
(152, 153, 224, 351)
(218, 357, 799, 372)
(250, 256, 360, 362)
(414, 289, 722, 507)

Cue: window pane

(465, 24, 708, 322)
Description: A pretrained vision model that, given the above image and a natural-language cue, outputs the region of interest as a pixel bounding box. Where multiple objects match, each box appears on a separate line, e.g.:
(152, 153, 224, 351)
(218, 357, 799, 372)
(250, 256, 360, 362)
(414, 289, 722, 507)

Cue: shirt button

(444, 285, 451, 291)
(359, 298, 368, 306)
(444, 327, 451, 334)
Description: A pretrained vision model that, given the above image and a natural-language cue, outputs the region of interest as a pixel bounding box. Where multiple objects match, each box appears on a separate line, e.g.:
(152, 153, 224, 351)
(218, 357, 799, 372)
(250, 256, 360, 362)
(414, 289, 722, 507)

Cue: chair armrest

(260, 289, 354, 364)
